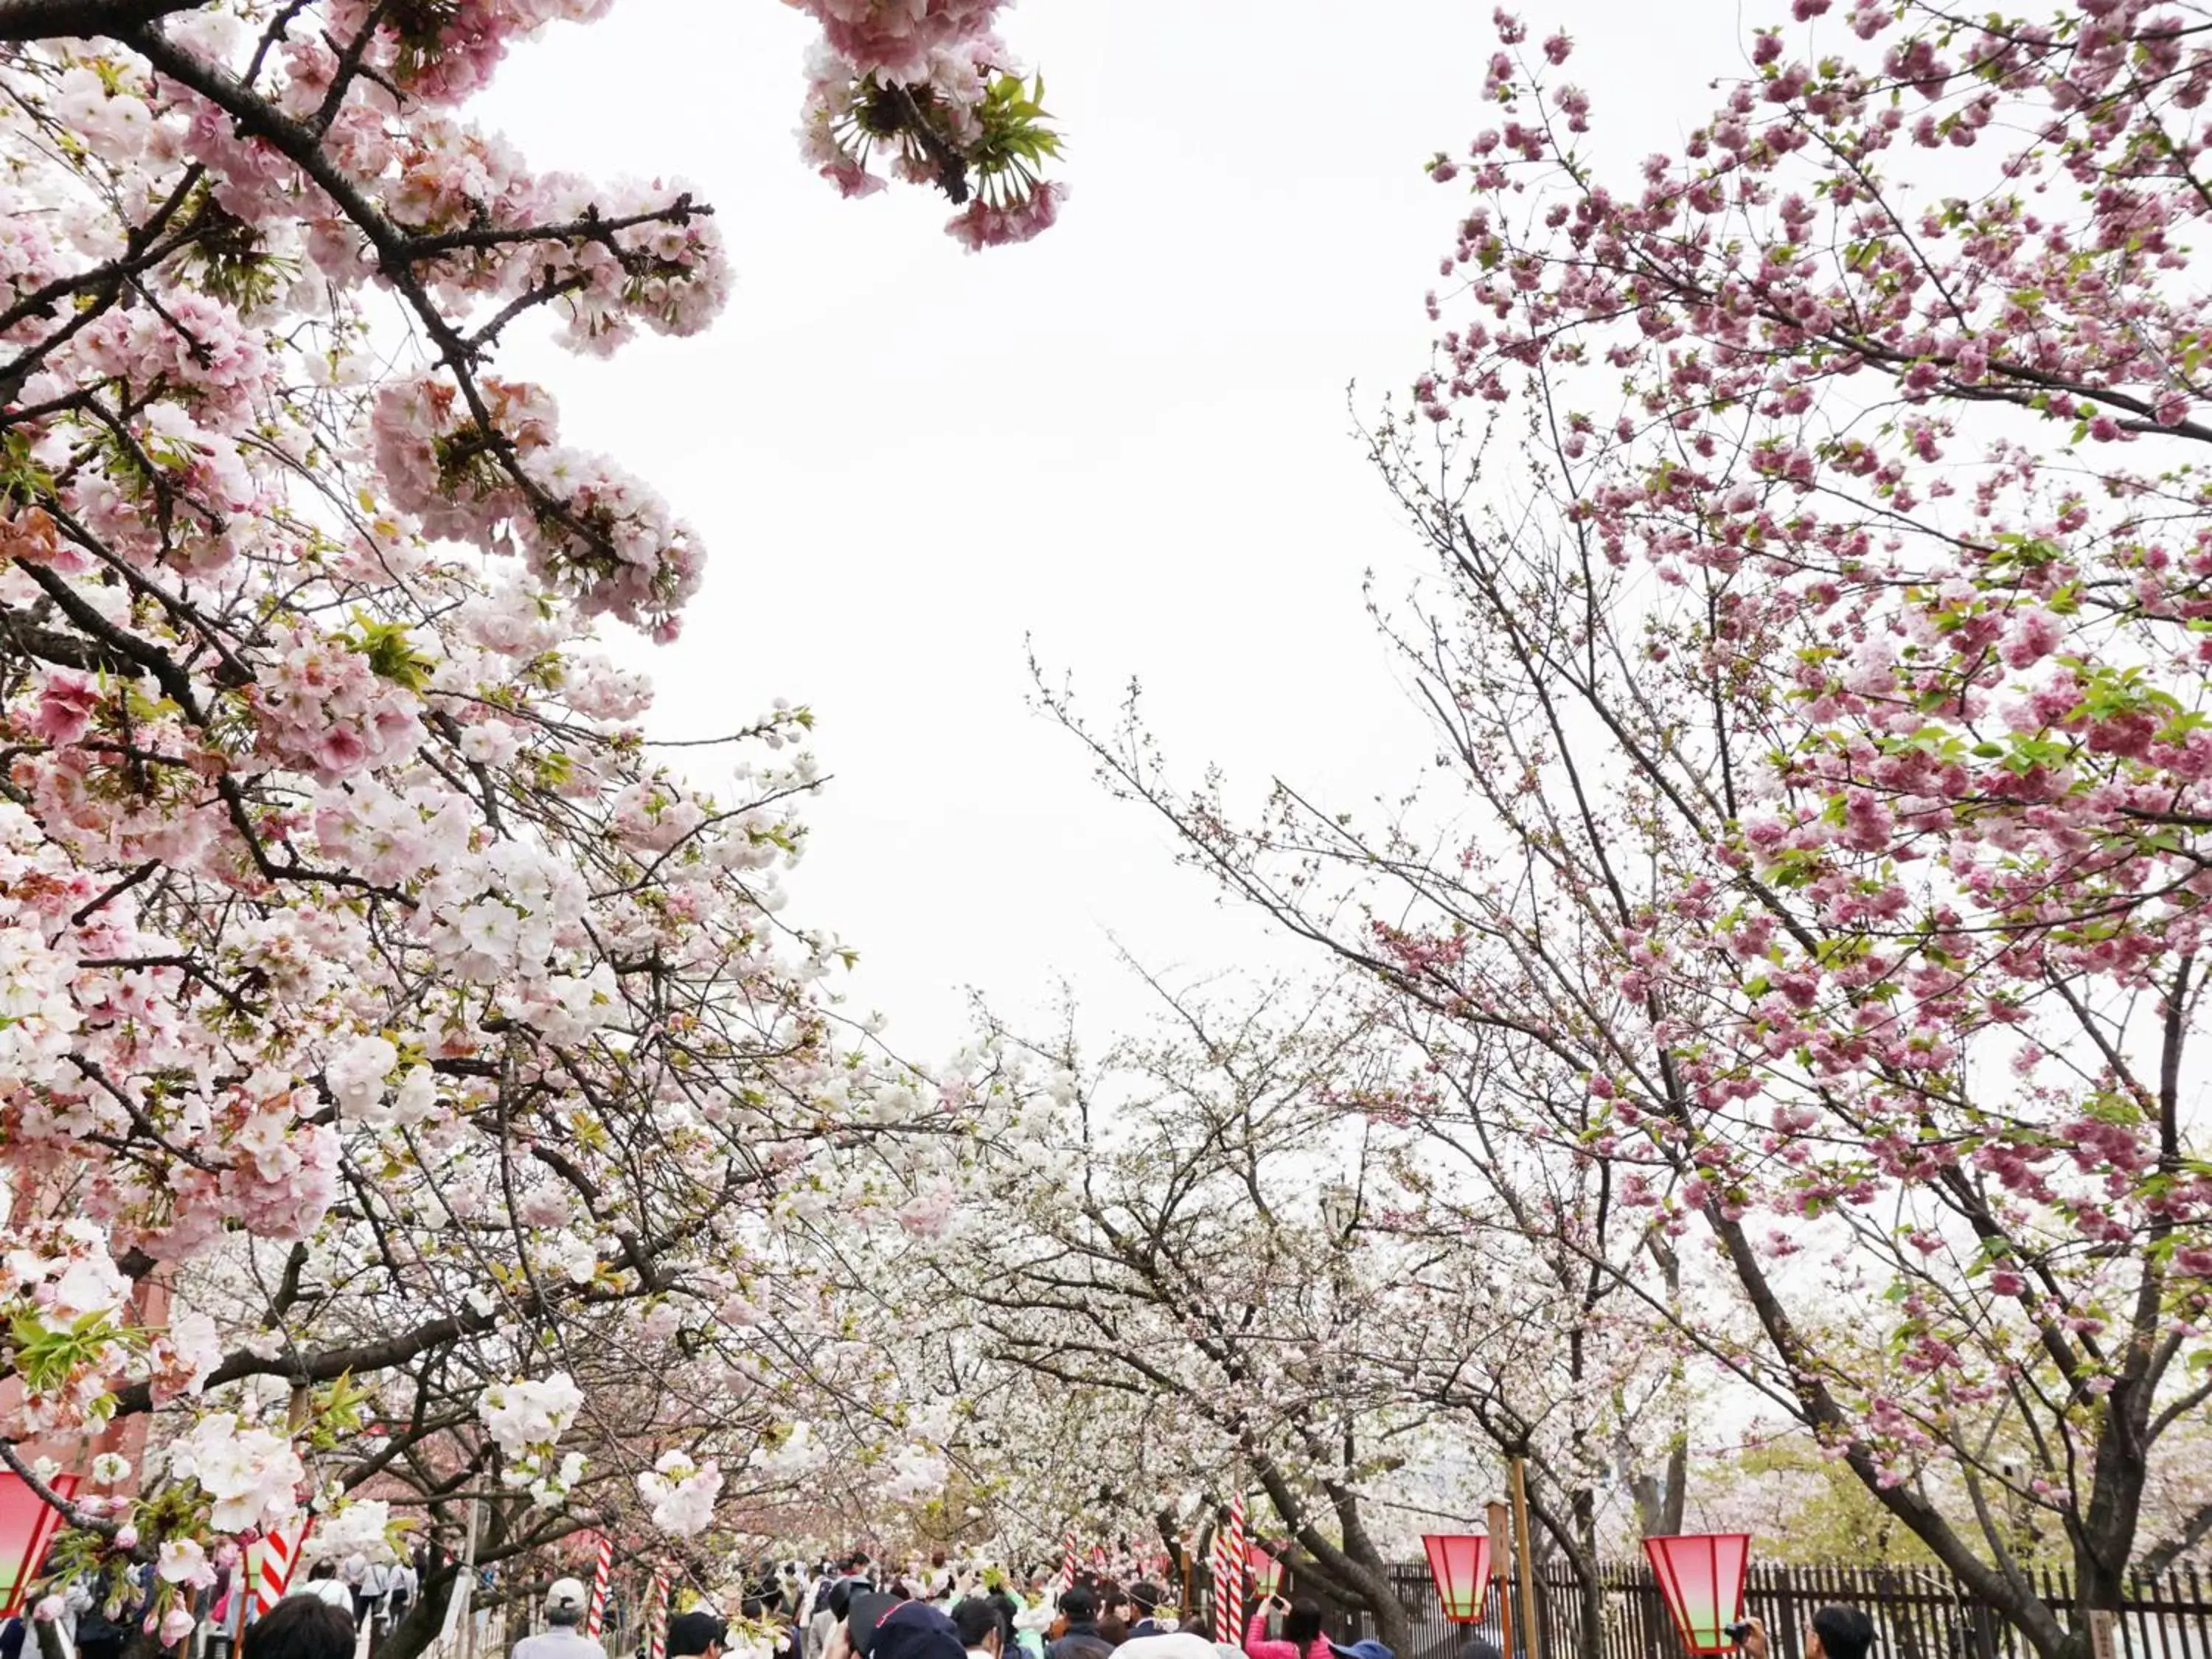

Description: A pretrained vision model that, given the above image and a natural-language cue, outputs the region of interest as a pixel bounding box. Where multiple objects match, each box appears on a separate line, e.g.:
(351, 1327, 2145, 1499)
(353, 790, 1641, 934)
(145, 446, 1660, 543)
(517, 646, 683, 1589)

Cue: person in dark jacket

(1048, 1590, 1113, 1659)
(1121, 1587, 1169, 1644)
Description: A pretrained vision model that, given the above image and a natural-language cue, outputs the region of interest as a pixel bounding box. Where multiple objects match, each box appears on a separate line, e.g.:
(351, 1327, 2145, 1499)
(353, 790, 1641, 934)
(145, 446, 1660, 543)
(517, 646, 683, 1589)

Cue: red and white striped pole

(1207, 1533, 1227, 1644)
(645, 1570, 670, 1659)
(1054, 1533, 1077, 1594)
(1212, 1497, 1246, 1646)
(252, 1520, 313, 1618)
(584, 1533, 615, 1641)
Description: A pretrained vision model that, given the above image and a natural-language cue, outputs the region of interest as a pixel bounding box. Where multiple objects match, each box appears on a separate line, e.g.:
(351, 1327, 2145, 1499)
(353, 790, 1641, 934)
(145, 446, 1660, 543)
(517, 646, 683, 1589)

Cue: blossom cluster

(1340, 0, 2212, 1561)
(0, 0, 1063, 1594)
(790, 0, 1068, 243)
(636, 1449, 723, 1536)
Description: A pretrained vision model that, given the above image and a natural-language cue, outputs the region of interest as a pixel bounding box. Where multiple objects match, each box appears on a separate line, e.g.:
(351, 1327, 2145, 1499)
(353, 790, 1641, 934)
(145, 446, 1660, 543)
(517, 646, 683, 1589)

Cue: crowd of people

(587, 1554, 1391, 1659)
(230, 1582, 1877, 1659)
(580, 1553, 1878, 1659)
(1, 1538, 1879, 1659)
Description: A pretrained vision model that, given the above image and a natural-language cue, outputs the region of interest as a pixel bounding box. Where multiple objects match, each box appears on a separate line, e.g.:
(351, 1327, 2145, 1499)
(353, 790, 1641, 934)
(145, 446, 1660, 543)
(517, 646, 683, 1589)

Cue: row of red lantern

(1422, 1531, 1750, 1657)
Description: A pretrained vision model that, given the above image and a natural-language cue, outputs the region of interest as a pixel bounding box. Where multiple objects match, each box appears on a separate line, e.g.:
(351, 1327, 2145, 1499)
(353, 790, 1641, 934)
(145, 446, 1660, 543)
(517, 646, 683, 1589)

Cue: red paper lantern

(1643, 1534, 1751, 1657)
(0, 1472, 79, 1618)
(1420, 1534, 1492, 1625)
(1245, 1542, 1284, 1599)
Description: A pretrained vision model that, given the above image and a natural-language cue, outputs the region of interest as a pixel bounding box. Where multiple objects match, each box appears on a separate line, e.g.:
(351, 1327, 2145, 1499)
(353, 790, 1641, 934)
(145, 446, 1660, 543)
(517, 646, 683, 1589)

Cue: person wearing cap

(859, 1601, 966, 1659)
(1326, 1639, 1394, 1659)
(512, 1579, 609, 1659)
(669, 1611, 730, 1659)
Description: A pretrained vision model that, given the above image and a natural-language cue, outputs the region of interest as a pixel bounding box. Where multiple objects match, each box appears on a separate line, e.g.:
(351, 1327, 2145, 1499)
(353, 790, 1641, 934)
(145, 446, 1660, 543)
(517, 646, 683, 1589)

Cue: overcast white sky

(479, 0, 1747, 1057)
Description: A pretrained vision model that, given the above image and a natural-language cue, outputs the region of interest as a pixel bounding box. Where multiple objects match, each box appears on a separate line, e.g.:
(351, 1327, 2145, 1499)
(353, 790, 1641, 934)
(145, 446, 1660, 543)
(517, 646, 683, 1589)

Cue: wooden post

(1509, 1460, 1540, 1659)
(1488, 1501, 1514, 1659)
(1180, 1526, 1198, 1638)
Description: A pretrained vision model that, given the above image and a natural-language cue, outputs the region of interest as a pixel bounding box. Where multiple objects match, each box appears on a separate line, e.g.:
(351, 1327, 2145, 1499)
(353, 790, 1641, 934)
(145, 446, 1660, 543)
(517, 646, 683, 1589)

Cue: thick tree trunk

(377, 1566, 467, 1659)
(1248, 1458, 1410, 1659)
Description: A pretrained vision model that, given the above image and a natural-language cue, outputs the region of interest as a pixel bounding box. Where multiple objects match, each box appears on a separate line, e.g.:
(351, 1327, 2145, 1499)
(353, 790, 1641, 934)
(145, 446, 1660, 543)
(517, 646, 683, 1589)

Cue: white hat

(547, 1579, 591, 1615)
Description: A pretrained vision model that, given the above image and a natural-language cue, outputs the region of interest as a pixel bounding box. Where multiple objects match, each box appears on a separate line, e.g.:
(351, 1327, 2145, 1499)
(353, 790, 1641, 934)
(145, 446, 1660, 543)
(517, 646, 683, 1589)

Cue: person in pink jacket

(1244, 1599, 1329, 1659)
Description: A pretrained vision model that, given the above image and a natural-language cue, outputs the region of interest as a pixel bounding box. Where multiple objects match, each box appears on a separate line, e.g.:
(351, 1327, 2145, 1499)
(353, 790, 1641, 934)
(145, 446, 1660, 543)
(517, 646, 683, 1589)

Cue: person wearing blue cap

(1327, 1641, 1395, 1659)
(858, 1602, 968, 1659)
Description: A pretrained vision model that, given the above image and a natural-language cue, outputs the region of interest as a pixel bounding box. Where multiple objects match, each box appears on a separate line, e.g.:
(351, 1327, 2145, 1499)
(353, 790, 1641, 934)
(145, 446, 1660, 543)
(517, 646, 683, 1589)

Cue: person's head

(830, 1582, 860, 1624)
(932, 1553, 949, 1571)
(1808, 1607, 1875, 1659)
(669, 1611, 730, 1659)
(951, 1599, 1002, 1657)
(308, 1561, 338, 1582)
(845, 1554, 873, 1575)
(1283, 1600, 1324, 1649)
(869, 1603, 966, 1659)
(1059, 1588, 1096, 1626)
(546, 1579, 590, 1629)
(253, 1597, 358, 1659)
(1127, 1585, 1163, 1621)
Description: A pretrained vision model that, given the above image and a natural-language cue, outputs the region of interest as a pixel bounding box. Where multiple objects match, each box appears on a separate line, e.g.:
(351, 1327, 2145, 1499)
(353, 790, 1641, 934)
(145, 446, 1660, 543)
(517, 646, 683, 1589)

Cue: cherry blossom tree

(1364, 1021, 1690, 1659)
(866, 975, 1484, 1658)
(1040, 0, 2212, 1646)
(0, 0, 1066, 1628)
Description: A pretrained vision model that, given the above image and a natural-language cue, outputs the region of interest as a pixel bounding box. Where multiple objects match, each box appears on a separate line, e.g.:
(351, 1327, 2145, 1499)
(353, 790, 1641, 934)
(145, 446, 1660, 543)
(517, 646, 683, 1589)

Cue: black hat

(861, 1602, 964, 1659)
(668, 1613, 729, 1658)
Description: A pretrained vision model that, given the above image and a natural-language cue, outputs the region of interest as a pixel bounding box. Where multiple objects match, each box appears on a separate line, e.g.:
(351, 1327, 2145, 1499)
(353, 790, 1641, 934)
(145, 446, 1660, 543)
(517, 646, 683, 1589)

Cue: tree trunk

(1248, 1458, 1410, 1659)
(1570, 1485, 1601, 1659)
(377, 1566, 466, 1659)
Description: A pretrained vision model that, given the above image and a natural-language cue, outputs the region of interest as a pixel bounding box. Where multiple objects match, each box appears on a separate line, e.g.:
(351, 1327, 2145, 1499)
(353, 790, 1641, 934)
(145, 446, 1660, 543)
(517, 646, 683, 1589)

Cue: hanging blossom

(479, 1373, 585, 1478)
(164, 1414, 305, 1534)
(791, 1, 1068, 242)
(636, 1450, 723, 1536)
(307, 1499, 397, 1562)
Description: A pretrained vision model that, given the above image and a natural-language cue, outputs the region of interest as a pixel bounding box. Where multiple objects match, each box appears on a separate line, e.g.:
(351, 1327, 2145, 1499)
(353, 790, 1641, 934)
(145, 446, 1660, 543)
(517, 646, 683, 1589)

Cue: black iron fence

(1306, 1559, 2212, 1659)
